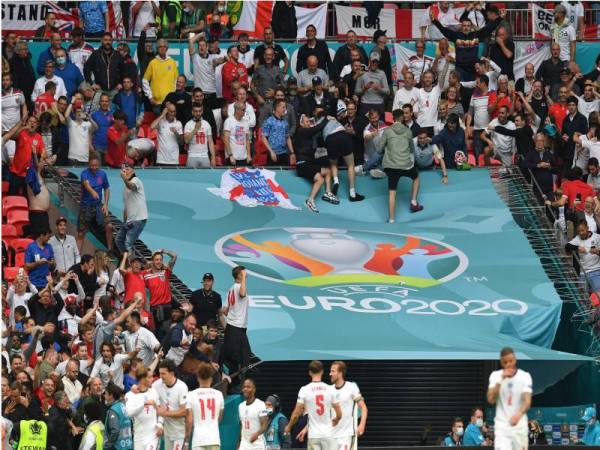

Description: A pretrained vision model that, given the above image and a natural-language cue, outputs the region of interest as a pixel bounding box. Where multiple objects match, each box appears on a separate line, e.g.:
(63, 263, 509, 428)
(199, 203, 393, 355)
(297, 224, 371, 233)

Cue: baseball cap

(203, 272, 214, 280)
(369, 52, 380, 62)
(582, 407, 596, 421)
(336, 100, 347, 116)
(373, 29, 387, 43)
(64, 294, 78, 306)
(560, 67, 571, 75)
(56, 216, 67, 225)
(287, 75, 297, 86)
(312, 76, 322, 86)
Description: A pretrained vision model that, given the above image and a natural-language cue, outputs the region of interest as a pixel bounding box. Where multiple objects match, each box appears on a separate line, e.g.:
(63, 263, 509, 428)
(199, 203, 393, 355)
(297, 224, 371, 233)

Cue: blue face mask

(544, 124, 557, 137)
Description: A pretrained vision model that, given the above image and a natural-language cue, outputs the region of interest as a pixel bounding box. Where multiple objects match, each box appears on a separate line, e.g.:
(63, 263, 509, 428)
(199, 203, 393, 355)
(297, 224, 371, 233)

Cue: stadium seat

(2, 224, 18, 247)
(11, 238, 33, 254)
(14, 252, 25, 268)
(2, 181, 9, 195)
(2, 196, 28, 218)
(7, 210, 30, 235)
(3, 267, 20, 283)
(179, 153, 188, 166)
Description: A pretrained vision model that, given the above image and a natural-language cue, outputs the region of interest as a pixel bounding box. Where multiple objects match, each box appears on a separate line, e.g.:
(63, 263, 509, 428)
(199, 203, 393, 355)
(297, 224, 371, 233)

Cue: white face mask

(265, 408, 273, 415)
(475, 418, 484, 428)
(455, 427, 464, 437)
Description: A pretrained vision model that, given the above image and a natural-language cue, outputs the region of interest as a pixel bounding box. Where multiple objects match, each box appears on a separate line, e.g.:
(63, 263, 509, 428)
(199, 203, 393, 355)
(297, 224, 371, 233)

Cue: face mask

(288, 89, 297, 96)
(455, 427, 464, 437)
(265, 408, 273, 415)
(56, 56, 66, 65)
(183, 7, 190, 13)
(476, 418, 484, 428)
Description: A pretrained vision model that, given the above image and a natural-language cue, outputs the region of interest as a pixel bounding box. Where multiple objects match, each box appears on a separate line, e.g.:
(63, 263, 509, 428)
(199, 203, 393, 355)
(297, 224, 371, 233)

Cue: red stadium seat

(2, 181, 9, 195)
(11, 238, 33, 253)
(2, 224, 18, 247)
(2, 196, 28, 218)
(3, 267, 20, 283)
(7, 210, 30, 235)
(179, 153, 188, 166)
(14, 252, 25, 268)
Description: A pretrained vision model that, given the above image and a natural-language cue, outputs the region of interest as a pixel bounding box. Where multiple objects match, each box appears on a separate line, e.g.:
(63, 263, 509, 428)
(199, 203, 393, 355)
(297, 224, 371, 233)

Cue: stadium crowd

(2, 1, 600, 449)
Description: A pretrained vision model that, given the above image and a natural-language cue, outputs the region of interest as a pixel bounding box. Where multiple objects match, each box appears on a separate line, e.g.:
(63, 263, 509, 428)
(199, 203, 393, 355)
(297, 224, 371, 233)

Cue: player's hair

(159, 359, 176, 374)
(113, 110, 127, 122)
(197, 361, 214, 381)
(243, 377, 256, 388)
(500, 347, 514, 357)
(135, 364, 150, 380)
(308, 360, 323, 374)
(331, 361, 347, 377)
(567, 95, 579, 106)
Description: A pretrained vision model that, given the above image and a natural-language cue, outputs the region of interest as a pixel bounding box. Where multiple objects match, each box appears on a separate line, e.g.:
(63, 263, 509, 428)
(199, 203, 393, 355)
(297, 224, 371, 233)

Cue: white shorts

(307, 437, 335, 450)
(494, 428, 528, 450)
(334, 436, 354, 450)
(164, 437, 185, 450)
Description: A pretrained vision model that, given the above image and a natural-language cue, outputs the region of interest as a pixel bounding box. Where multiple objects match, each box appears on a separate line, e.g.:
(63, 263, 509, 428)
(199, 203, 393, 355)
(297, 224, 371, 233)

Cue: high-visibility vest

(86, 420, 104, 450)
(161, 1, 182, 36)
(17, 420, 47, 450)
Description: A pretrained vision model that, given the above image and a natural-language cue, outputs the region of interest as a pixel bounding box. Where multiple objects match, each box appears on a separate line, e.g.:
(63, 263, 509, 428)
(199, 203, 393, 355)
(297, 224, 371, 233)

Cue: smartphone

(189, 32, 195, 39)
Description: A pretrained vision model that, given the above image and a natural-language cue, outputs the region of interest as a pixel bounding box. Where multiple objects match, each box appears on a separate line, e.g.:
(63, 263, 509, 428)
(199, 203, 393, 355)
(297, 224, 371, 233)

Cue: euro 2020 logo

(215, 227, 468, 288)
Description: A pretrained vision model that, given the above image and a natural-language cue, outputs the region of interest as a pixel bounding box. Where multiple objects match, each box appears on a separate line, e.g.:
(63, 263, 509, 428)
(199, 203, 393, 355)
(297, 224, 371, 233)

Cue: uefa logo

(215, 227, 469, 288)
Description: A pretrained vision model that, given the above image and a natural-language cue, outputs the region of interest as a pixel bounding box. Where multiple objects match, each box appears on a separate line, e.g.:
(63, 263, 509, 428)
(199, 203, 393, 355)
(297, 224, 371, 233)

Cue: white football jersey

(125, 388, 161, 446)
(186, 387, 225, 447)
(488, 368, 532, 431)
(332, 381, 362, 438)
(152, 378, 188, 439)
(297, 382, 339, 439)
(239, 398, 268, 445)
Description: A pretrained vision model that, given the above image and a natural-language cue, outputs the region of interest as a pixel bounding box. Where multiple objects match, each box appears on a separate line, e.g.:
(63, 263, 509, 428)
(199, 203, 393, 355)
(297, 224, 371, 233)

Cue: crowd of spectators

(1, 1, 600, 449)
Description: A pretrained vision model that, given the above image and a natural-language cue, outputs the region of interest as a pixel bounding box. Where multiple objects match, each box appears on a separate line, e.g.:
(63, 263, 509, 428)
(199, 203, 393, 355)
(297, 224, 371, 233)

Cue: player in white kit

(329, 361, 368, 450)
(125, 364, 163, 450)
(238, 378, 269, 450)
(487, 347, 532, 450)
(153, 359, 189, 450)
(285, 361, 342, 450)
(184, 361, 225, 450)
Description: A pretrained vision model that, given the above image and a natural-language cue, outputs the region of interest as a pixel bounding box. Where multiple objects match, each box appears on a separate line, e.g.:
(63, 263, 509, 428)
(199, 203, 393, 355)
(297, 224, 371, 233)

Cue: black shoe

(332, 182, 339, 196)
(349, 193, 365, 202)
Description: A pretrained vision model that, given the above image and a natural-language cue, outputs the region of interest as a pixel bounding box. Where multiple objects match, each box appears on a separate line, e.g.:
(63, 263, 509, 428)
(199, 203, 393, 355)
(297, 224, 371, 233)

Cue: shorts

(494, 150, 513, 167)
(78, 203, 105, 231)
(296, 157, 329, 180)
(192, 446, 220, 450)
(187, 155, 211, 168)
(307, 438, 335, 450)
(384, 166, 419, 190)
(334, 436, 354, 450)
(164, 437, 185, 450)
(239, 440, 266, 450)
(494, 428, 528, 450)
(326, 131, 353, 160)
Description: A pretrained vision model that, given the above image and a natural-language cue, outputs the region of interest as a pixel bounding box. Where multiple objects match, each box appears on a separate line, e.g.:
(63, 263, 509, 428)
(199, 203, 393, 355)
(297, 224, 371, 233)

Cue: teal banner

(90, 168, 592, 362)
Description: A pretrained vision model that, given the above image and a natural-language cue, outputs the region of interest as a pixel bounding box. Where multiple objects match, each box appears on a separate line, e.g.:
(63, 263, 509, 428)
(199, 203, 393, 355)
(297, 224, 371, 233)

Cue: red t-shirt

(561, 179, 596, 211)
(221, 60, 248, 102)
(143, 268, 172, 307)
(11, 130, 45, 177)
(106, 125, 129, 168)
(124, 270, 147, 303)
(549, 103, 568, 132)
(34, 92, 55, 115)
(487, 91, 514, 119)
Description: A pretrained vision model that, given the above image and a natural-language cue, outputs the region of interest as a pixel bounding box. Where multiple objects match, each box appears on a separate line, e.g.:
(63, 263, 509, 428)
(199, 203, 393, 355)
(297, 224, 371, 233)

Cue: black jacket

(9, 53, 36, 106)
(535, 58, 566, 88)
(341, 115, 369, 163)
(163, 90, 192, 125)
(294, 119, 329, 163)
(332, 45, 368, 81)
(525, 149, 556, 195)
(562, 112, 588, 167)
(300, 91, 337, 117)
(84, 48, 123, 91)
(137, 30, 157, 80)
(494, 124, 534, 157)
(271, 2, 297, 39)
(68, 263, 99, 306)
(47, 406, 74, 450)
(27, 292, 64, 327)
(296, 40, 334, 76)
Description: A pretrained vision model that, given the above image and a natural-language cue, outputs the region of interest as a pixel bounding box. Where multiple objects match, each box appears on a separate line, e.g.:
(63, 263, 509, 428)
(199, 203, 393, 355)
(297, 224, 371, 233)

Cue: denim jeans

(364, 152, 383, 172)
(116, 219, 147, 253)
(585, 269, 600, 294)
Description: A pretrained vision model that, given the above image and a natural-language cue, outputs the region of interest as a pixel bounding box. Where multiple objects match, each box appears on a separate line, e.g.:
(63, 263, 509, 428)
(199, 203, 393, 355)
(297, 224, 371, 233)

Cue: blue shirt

(79, 1, 108, 33)
(91, 109, 114, 150)
(24, 241, 54, 287)
(463, 424, 484, 446)
(80, 168, 109, 205)
(36, 47, 66, 76)
(583, 421, 600, 446)
(262, 115, 289, 155)
(55, 62, 83, 100)
(443, 434, 462, 447)
(113, 91, 140, 129)
(431, 126, 467, 169)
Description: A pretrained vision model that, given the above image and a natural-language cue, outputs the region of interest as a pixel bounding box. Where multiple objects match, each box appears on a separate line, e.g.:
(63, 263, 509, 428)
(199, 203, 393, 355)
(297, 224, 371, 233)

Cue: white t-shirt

(577, 97, 600, 120)
(186, 387, 225, 447)
(156, 118, 183, 165)
(580, 135, 600, 162)
(227, 102, 257, 129)
(131, 0, 159, 37)
(32, 75, 67, 101)
(561, 1, 584, 32)
(488, 119, 516, 154)
(297, 382, 339, 439)
(124, 326, 160, 367)
(332, 382, 362, 439)
(165, 327, 193, 366)
(153, 378, 188, 439)
(239, 398, 268, 446)
(406, 55, 434, 84)
(362, 122, 387, 160)
(124, 176, 148, 222)
(488, 369, 532, 432)
(554, 25, 576, 61)
(184, 119, 212, 157)
(125, 388, 162, 446)
(67, 119, 93, 162)
(568, 232, 600, 273)
(2, 89, 25, 131)
(223, 117, 250, 161)
(416, 85, 440, 128)
(420, 5, 460, 40)
(90, 353, 129, 388)
(192, 53, 220, 94)
(469, 92, 491, 130)
(392, 87, 420, 113)
(226, 282, 248, 328)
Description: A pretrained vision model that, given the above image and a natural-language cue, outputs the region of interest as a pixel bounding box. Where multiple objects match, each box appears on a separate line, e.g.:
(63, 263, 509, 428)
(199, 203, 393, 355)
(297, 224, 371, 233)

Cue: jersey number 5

(315, 395, 325, 416)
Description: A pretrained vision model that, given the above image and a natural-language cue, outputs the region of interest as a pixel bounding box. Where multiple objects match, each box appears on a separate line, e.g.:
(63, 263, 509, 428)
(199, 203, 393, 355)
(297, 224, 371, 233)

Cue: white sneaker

(305, 199, 319, 213)
(354, 165, 365, 176)
(370, 168, 386, 178)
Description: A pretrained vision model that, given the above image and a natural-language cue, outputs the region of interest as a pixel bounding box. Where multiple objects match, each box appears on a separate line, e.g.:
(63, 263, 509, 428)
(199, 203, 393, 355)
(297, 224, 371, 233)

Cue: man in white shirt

(2, 73, 27, 133)
(184, 102, 215, 168)
(89, 342, 131, 388)
(465, 74, 491, 164)
(64, 99, 97, 164)
(552, 4, 576, 63)
(185, 361, 225, 449)
(125, 364, 164, 450)
(124, 311, 161, 367)
(130, 0, 161, 37)
(223, 103, 252, 166)
(222, 266, 253, 384)
(574, 130, 600, 163)
(576, 83, 600, 120)
(392, 72, 420, 113)
(239, 378, 268, 450)
(227, 87, 257, 130)
(561, 1, 585, 40)
(330, 361, 368, 450)
(285, 360, 342, 450)
(48, 217, 80, 276)
(486, 347, 532, 450)
(415, 70, 440, 131)
(62, 359, 83, 403)
(482, 106, 516, 168)
(151, 103, 183, 166)
(420, 2, 460, 40)
(32, 60, 67, 102)
(402, 40, 433, 86)
(115, 166, 148, 254)
(153, 359, 189, 450)
(189, 33, 227, 109)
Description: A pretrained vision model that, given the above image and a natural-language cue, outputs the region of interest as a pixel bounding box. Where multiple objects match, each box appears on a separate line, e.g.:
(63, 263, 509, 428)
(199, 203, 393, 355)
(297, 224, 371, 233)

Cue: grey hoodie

(378, 122, 415, 170)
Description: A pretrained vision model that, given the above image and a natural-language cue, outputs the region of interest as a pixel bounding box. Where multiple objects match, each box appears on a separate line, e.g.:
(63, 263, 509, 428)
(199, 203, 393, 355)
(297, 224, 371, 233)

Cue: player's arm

(158, 402, 186, 418)
(509, 391, 532, 426)
(250, 414, 269, 442)
(184, 408, 193, 445)
(486, 371, 502, 405)
(332, 401, 342, 427)
(284, 402, 305, 434)
(239, 268, 247, 298)
(357, 398, 368, 436)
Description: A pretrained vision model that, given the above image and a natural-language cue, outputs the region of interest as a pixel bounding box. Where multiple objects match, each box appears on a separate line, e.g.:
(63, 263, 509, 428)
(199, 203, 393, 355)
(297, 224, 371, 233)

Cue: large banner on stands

(1, 1, 77, 36)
